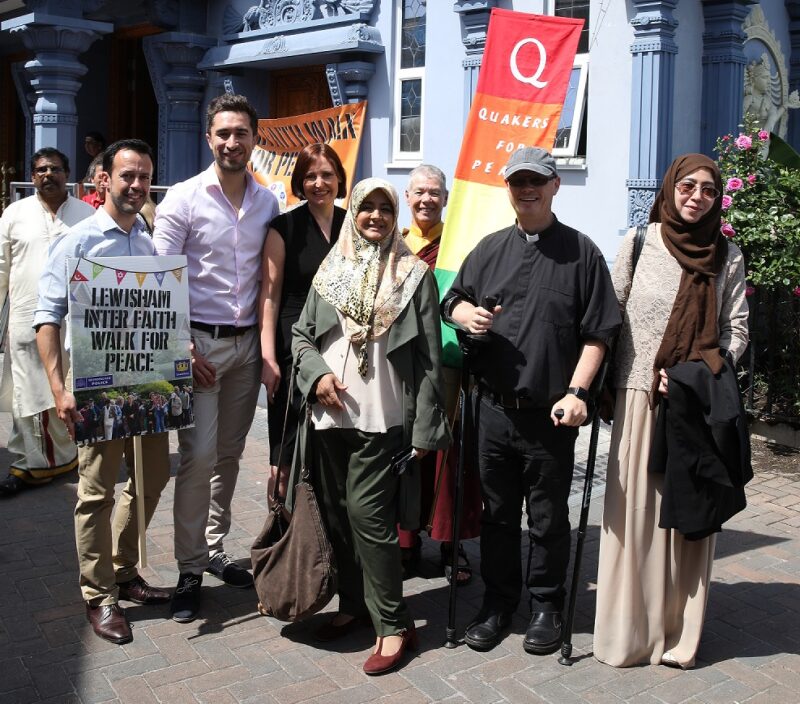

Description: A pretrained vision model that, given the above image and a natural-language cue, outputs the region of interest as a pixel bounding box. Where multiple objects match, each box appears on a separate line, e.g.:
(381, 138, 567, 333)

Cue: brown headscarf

(648, 153, 728, 406)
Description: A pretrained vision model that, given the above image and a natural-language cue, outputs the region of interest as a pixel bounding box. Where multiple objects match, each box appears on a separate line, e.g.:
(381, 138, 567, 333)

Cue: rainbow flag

(436, 9, 583, 365)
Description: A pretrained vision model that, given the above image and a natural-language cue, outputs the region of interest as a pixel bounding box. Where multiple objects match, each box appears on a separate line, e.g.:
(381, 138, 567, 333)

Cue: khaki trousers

(75, 433, 171, 606)
(173, 328, 261, 574)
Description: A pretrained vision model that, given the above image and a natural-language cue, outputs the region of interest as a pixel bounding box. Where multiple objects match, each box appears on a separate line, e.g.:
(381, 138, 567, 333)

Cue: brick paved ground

(1, 405, 798, 704)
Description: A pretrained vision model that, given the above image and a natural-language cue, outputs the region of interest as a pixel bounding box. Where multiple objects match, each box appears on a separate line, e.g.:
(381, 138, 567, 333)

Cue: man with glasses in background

(0, 148, 94, 496)
(441, 147, 621, 656)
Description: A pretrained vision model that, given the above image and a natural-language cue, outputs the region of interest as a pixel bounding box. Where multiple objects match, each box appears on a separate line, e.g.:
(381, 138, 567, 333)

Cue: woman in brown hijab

(593, 154, 749, 668)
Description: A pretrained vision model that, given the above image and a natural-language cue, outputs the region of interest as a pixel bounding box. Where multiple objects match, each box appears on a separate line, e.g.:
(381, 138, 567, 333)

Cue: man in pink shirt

(153, 94, 279, 622)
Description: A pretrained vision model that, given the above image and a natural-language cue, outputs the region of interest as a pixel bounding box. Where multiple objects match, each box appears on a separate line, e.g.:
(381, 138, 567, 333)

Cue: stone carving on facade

(259, 35, 287, 54)
(743, 5, 800, 138)
(627, 185, 657, 227)
(223, 0, 375, 34)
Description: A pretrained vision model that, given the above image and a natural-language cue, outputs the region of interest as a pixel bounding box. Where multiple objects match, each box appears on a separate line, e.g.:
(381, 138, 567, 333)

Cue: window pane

(555, 0, 589, 54)
(401, 0, 426, 69)
(400, 78, 422, 152)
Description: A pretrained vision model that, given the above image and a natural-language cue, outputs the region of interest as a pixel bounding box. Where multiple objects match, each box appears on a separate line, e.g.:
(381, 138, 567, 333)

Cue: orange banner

(250, 102, 367, 211)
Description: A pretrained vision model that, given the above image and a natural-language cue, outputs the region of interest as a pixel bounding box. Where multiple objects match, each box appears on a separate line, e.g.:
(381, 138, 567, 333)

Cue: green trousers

(312, 426, 411, 637)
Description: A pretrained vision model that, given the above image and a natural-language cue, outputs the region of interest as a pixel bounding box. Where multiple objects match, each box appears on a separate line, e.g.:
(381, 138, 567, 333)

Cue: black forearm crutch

(559, 352, 611, 666)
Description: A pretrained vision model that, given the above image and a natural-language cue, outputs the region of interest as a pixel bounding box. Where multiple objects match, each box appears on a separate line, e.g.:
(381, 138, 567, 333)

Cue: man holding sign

(442, 148, 620, 655)
(34, 139, 171, 645)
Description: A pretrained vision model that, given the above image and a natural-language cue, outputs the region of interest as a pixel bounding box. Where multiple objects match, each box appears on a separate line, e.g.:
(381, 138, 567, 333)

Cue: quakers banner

(250, 101, 367, 211)
(67, 255, 194, 445)
(436, 9, 583, 365)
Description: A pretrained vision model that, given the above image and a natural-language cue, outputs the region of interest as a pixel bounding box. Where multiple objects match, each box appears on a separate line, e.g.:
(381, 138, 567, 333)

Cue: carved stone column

(699, 0, 755, 155)
(626, 0, 678, 226)
(143, 33, 214, 185)
(787, 0, 800, 147)
(454, 0, 497, 122)
(1, 14, 111, 171)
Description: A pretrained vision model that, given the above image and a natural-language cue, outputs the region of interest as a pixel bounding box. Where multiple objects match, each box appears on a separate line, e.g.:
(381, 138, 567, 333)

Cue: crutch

(558, 353, 611, 666)
(445, 295, 496, 648)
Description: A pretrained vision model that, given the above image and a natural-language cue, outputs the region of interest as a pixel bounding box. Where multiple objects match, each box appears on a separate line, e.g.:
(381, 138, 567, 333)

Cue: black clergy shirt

(442, 217, 621, 407)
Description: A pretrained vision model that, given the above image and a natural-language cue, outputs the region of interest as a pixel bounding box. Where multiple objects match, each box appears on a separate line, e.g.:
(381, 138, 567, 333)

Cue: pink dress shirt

(153, 164, 278, 327)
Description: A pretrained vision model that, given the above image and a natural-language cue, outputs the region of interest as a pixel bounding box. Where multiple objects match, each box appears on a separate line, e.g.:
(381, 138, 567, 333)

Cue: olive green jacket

(290, 269, 451, 528)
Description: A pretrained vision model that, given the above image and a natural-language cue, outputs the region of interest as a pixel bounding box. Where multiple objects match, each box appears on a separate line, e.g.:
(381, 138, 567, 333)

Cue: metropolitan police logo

(174, 359, 191, 378)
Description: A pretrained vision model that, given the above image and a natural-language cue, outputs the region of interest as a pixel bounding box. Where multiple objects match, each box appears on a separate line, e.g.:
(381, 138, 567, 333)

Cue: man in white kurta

(0, 148, 94, 496)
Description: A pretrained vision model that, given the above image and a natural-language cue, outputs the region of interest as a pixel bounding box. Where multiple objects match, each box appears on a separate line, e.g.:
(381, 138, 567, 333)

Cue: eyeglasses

(33, 165, 65, 175)
(506, 174, 553, 189)
(675, 180, 720, 200)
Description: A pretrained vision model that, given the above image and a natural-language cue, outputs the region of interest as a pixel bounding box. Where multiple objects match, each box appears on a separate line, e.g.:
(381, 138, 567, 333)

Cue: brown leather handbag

(251, 399, 337, 622)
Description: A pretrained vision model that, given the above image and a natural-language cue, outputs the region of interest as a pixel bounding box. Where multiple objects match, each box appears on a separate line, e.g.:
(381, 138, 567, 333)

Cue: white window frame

(390, 2, 425, 164)
(552, 54, 589, 158)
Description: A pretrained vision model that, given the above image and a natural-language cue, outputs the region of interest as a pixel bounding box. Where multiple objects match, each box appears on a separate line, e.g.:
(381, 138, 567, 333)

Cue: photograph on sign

(67, 255, 192, 446)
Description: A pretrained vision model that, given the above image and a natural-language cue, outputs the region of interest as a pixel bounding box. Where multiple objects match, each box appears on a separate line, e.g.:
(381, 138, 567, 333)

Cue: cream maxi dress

(593, 223, 749, 668)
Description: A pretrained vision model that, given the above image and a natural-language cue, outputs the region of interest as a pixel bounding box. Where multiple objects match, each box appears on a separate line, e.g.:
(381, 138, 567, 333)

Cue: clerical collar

(515, 216, 559, 244)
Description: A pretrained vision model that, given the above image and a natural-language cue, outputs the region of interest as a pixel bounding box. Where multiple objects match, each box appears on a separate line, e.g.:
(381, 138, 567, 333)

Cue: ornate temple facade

(1, 0, 797, 259)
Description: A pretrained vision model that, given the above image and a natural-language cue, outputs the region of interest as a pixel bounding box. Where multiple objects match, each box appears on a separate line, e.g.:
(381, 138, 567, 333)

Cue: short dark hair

(31, 147, 69, 175)
(206, 94, 258, 135)
(102, 139, 154, 176)
(85, 131, 106, 147)
(290, 143, 347, 200)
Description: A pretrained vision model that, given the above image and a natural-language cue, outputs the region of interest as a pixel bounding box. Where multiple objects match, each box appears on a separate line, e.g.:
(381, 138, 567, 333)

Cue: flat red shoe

(363, 625, 418, 676)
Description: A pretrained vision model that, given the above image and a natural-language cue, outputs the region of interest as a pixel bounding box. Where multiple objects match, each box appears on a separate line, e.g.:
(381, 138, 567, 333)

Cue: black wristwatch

(567, 386, 589, 402)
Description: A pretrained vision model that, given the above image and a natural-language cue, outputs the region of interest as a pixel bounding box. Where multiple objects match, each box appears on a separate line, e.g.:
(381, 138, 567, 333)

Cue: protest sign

(435, 9, 583, 365)
(67, 255, 192, 446)
(249, 101, 367, 211)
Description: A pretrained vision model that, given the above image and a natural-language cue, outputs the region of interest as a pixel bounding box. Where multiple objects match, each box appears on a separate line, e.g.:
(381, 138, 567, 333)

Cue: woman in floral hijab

(292, 178, 450, 675)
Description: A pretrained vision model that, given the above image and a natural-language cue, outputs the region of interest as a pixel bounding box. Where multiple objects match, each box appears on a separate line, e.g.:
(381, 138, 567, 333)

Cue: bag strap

(272, 360, 299, 506)
(632, 224, 647, 274)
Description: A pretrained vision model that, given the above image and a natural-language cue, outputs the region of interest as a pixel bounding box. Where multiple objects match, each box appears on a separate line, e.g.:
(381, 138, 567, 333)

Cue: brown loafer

(363, 625, 418, 676)
(86, 603, 132, 644)
(117, 575, 170, 604)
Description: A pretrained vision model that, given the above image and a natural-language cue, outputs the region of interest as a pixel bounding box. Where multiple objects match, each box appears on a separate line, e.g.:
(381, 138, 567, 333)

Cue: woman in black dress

(259, 143, 347, 483)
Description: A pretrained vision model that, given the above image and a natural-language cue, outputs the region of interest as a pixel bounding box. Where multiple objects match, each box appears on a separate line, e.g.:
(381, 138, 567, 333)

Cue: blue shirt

(33, 208, 156, 328)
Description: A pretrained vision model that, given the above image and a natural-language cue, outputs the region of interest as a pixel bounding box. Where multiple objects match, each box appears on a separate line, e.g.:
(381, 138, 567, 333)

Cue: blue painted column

(699, 0, 755, 155)
(626, 0, 678, 226)
(453, 1, 496, 123)
(143, 33, 215, 186)
(1, 13, 111, 173)
(787, 0, 800, 150)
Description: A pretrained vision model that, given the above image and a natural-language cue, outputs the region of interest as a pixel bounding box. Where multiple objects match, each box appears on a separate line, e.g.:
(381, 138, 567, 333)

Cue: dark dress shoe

(464, 609, 513, 651)
(117, 575, 170, 604)
(363, 625, 418, 675)
(0, 474, 31, 497)
(314, 614, 367, 642)
(523, 611, 563, 655)
(86, 603, 132, 644)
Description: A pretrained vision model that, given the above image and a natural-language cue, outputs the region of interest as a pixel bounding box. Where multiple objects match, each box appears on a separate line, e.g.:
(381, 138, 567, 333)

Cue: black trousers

(475, 392, 577, 614)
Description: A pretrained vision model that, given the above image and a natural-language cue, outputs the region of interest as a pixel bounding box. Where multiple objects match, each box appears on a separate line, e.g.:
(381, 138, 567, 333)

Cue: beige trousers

(75, 433, 171, 606)
(173, 328, 261, 574)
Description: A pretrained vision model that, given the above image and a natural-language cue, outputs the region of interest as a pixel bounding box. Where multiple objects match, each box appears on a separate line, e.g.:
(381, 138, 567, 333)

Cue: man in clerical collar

(441, 147, 621, 656)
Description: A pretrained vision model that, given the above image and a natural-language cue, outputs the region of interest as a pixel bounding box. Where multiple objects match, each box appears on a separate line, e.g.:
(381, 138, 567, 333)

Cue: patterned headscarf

(312, 177, 428, 376)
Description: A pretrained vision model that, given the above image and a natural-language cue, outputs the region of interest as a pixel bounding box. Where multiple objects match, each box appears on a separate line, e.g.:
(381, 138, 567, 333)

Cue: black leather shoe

(86, 603, 132, 644)
(464, 609, 513, 651)
(0, 474, 31, 497)
(523, 611, 563, 655)
(171, 573, 202, 623)
(118, 575, 170, 604)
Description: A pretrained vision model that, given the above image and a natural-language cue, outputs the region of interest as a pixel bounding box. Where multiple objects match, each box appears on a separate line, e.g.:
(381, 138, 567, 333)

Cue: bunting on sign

(136, 272, 147, 287)
(434, 9, 583, 365)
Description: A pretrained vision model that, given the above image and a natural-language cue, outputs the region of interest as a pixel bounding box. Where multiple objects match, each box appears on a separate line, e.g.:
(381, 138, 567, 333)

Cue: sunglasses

(506, 174, 554, 189)
(675, 180, 720, 200)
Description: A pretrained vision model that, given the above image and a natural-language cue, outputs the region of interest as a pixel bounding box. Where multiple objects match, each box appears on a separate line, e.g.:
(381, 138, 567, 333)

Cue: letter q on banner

(510, 38, 548, 89)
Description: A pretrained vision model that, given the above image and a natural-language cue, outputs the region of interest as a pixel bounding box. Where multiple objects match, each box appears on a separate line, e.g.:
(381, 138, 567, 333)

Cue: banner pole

(133, 434, 147, 568)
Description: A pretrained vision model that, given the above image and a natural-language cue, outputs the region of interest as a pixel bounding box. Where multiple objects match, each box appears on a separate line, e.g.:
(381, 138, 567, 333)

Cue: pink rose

(794, 286, 800, 298)
(735, 134, 752, 149)
(722, 135, 730, 141)
(758, 130, 769, 141)
(747, 174, 756, 185)
(721, 223, 736, 238)
(726, 177, 744, 192)
(721, 195, 733, 210)
(746, 285, 756, 297)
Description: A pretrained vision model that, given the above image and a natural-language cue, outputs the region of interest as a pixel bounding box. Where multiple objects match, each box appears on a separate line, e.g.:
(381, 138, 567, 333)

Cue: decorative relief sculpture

(224, 0, 375, 34)
(743, 5, 800, 138)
